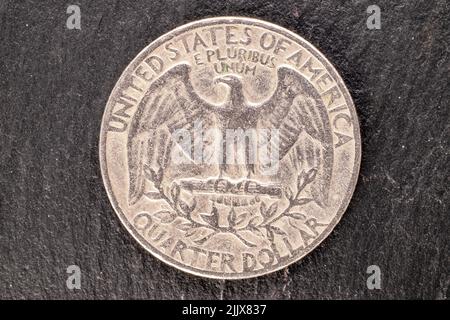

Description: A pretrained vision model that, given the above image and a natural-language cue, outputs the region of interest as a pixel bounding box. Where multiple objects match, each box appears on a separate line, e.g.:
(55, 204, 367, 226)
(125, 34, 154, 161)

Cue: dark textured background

(0, 0, 448, 299)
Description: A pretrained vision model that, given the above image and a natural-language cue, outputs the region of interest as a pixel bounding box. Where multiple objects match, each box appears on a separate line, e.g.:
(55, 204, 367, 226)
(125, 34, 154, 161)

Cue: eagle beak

(213, 77, 225, 85)
(214, 75, 235, 85)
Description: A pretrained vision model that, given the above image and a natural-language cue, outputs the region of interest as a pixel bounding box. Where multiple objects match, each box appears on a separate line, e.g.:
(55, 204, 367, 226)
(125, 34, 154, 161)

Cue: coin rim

(99, 16, 361, 279)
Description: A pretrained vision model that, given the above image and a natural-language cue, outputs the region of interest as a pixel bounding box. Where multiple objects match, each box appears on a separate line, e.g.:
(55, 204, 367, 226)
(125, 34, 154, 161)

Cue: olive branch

(142, 165, 318, 249)
(224, 168, 318, 248)
(143, 166, 216, 245)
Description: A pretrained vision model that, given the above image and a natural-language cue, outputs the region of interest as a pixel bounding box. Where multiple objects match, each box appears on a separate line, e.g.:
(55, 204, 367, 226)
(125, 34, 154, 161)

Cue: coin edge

(99, 16, 362, 280)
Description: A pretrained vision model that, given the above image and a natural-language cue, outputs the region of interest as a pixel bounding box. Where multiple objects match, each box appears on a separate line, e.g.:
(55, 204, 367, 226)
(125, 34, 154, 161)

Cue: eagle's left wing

(257, 66, 333, 207)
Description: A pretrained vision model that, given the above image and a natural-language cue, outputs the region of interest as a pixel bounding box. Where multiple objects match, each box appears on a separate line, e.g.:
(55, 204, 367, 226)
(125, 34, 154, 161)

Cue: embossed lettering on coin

(100, 17, 361, 279)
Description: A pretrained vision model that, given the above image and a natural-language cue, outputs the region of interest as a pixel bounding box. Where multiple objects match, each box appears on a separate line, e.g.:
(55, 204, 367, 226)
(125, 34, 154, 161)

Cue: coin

(100, 17, 361, 279)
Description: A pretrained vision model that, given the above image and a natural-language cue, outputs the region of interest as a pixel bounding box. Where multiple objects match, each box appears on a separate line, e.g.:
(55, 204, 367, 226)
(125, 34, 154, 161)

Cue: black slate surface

(0, 0, 448, 299)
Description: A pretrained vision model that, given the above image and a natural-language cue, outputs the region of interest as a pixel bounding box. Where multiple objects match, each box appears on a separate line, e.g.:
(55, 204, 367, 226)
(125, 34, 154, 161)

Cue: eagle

(127, 63, 333, 207)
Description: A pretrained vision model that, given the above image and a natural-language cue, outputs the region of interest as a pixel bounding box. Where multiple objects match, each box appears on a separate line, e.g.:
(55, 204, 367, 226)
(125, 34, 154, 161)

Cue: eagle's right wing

(127, 64, 207, 205)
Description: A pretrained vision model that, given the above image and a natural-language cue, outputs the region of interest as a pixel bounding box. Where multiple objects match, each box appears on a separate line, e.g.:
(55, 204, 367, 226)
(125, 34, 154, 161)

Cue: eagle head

(214, 74, 245, 109)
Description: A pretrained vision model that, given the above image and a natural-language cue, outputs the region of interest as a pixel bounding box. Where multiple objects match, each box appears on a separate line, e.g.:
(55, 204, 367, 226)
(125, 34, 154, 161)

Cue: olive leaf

(287, 212, 306, 220)
(248, 215, 263, 227)
(228, 209, 248, 229)
(260, 201, 278, 218)
(184, 227, 204, 238)
(153, 210, 176, 223)
(260, 201, 267, 216)
(247, 226, 264, 238)
(173, 218, 192, 231)
(297, 170, 308, 192)
(284, 186, 294, 200)
(170, 183, 180, 202)
(266, 202, 278, 218)
(297, 168, 317, 192)
(266, 228, 275, 242)
(184, 227, 215, 245)
(269, 225, 287, 236)
(156, 167, 164, 182)
(188, 198, 197, 212)
(291, 198, 313, 206)
(200, 205, 219, 228)
(306, 168, 318, 181)
(177, 197, 196, 215)
(193, 235, 214, 245)
(177, 200, 193, 215)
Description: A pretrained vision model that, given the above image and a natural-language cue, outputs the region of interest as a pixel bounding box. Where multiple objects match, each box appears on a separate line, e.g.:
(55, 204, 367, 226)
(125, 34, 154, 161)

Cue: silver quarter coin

(100, 17, 361, 279)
